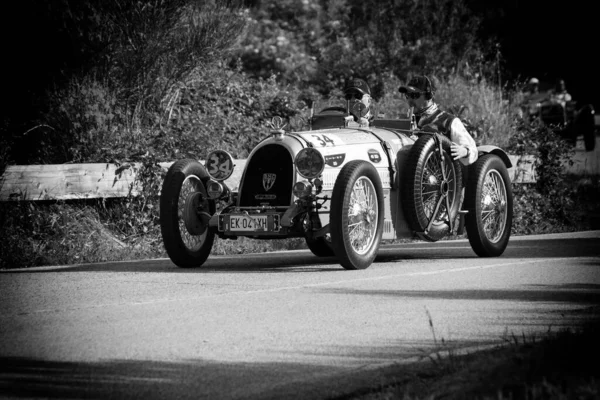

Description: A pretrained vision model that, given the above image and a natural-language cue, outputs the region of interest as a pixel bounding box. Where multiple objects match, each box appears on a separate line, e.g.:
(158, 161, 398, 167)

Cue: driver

(549, 78, 572, 106)
(525, 77, 540, 98)
(399, 75, 478, 165)
(343, 78, 374, 126)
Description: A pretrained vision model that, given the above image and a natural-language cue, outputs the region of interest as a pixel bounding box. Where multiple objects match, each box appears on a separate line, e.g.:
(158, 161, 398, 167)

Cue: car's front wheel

(160, 159, 215, 268)
(330, 161, 384, 270)
(464, 154, 513, 257)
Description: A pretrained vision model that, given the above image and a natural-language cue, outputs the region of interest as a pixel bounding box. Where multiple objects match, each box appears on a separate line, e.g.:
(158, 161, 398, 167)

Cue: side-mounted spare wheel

(330, 160, 384, 270)
(464, 154, 513, 257)
(402, 134, 463, 242)
(160, 159, 215, 268)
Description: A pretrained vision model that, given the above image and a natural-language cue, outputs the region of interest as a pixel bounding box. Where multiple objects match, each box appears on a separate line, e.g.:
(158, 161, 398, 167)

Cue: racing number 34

(311, 134, 335, 147)
(207, 154, 233, 180)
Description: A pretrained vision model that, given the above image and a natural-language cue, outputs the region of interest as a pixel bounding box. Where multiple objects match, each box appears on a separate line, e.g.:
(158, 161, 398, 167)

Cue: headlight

(205, 150, 234, 181)
(293, 181, 313, 198)
(295, 147, 325, 179)
(206, 180, 224, 199)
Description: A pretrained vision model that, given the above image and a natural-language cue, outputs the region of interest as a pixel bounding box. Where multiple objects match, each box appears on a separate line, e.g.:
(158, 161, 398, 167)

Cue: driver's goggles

(345, 91, 364, 100)
(404, 92, 423, 100)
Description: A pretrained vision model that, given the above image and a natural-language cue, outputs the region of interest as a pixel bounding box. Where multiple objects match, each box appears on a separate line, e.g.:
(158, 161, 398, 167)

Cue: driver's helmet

(528, 77, 539, 85)
(344, 78, 371, 100)
(344, 78, 371, 120)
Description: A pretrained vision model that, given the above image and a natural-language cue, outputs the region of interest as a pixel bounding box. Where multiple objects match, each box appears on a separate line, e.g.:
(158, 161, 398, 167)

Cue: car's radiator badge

(263, 173, 277, 191)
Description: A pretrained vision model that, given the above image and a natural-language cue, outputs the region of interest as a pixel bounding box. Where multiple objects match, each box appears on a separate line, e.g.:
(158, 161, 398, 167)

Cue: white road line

(6, 256, 597, 316)
(381, 246, 472, 251)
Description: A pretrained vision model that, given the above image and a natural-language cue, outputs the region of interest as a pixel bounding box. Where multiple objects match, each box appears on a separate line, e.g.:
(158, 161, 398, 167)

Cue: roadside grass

(2, 174, 599, 269)
(0, 202, 166, 268)
(0, 201, 308, 269)
(343, 311, 600, 400)
(212, 236, 308, 256)
(4, 68, 597, 269)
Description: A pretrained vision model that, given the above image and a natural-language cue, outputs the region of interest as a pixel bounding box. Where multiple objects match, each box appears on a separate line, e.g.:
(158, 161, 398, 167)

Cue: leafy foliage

(235, 0, 488, 97)
(7, 0, 249, 165)
(0, 0, 595, 269)
(507, 120, 580, 234)
(0, 201, 165, 269)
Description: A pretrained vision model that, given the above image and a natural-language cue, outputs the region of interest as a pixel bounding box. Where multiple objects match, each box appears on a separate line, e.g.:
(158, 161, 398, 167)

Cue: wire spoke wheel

(160, 159, 215, 268)
(178, 176, 209, 251)
(421, 151, 457, 223)
(402, 134, 463, 242)
(331, 160, 384, 270)
(347, 177, 378, 255)
(480, 170, 508, 243)
(465, 154, 513, 257)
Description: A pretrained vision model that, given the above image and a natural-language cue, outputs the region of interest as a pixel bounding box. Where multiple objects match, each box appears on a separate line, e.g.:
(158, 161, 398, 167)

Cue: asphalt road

(1, 231, 599, 399)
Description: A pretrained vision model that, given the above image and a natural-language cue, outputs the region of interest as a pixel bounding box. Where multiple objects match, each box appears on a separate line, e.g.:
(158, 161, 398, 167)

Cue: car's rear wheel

(305, 213, 334, 257)
(402, 134, 463, 241)
(330, 161, 384, 270)
(160, 159, 215, 268)
(306, 234, 334, 257)
(464, 154, 513, 257)
(575, 104, 596, 152)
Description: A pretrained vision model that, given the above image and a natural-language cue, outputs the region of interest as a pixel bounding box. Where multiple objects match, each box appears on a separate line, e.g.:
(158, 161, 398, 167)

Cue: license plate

(228, 215, 269, 232)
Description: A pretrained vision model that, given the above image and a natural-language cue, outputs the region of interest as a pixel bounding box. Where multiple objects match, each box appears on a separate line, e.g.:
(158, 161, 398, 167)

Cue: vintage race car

(524, 96, 596, 151)
(160, 101, 514, 270)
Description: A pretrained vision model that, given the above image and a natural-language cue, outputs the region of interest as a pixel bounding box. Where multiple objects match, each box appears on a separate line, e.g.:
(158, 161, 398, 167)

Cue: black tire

(402, 134, 463, 242)
(464, 154, 513, 257)
(319, 106, 346, 113)
(160, 159, 215, 268)
(306, 235, 334, 257)
(584, 128, 596, 152)
(575, 104, 596, 152)
(305, 212, 334, 257)
(330, 161, 384, 270)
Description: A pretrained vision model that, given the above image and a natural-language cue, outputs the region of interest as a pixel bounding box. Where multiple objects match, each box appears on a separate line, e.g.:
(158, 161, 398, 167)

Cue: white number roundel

(205, 150, 234, 181)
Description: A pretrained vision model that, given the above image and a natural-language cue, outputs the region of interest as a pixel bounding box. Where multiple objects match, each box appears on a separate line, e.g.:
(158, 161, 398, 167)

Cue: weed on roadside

(418, 308, 463, 375)
(344, 318, 600, 400)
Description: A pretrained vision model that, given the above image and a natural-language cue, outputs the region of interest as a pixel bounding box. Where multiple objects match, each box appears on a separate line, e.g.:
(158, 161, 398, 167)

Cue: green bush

(157, 66, 305, 161)
(0, 201, 165, 269)
(235, 0, 487, 96)
(508, 120, 581, 234)
(2, 0, 596, 269)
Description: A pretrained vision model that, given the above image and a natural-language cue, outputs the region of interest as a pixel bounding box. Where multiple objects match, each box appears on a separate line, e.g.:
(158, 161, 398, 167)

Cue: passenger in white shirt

(399, 75, 478, 166)
(549, 79, 572, 106)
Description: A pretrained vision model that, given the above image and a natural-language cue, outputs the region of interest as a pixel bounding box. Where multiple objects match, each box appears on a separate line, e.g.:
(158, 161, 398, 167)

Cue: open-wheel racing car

(160, 98, 514, 270)
(524, 95, 596, 152)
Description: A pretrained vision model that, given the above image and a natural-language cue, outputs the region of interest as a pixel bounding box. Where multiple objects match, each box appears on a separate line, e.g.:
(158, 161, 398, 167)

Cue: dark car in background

(525, 94, 596, 151)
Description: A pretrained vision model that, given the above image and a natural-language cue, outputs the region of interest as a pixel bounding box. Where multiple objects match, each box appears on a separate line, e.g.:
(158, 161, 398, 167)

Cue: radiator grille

(238, 144, 294, 207)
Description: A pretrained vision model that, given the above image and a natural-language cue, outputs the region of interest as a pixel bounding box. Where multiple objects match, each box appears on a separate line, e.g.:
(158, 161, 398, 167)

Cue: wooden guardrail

(0, 161, 247, 201)
(1, 138, 598, 201)
(0, 157, 536, 201)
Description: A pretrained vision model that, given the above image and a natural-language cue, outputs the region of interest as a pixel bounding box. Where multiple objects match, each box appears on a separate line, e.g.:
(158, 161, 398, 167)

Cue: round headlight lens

(205, 150, 234, 181)
(293, 181, 313, 198)
(206, 180, 224, 199)
(295, 148, 325, 179)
